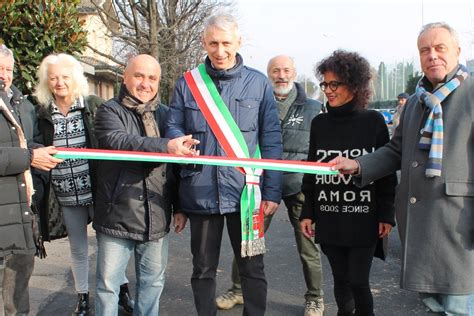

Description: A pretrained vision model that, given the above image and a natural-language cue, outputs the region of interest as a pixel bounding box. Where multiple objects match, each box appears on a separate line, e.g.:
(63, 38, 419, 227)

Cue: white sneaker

(216, 289, 244, 310)
(304, 298, 324, 316)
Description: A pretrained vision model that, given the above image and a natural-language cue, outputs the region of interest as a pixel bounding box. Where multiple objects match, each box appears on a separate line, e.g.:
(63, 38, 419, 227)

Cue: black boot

(73, 292, 90, 316)
(118, 283, 134, 314)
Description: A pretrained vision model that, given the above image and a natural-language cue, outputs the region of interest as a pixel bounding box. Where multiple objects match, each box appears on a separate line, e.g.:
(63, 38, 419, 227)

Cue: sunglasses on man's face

(319, 81, 345, 92)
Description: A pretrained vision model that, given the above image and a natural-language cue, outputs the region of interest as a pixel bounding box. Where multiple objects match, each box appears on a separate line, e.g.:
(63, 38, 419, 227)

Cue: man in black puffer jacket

(93, 54, 198, 315)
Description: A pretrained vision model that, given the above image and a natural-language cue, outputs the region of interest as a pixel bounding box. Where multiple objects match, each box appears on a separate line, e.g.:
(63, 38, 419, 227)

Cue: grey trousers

(229, 192, 324, 301)
(61, 205, 128, 294)
(0, 254, 35, 316)
(61, 205, 94, 293)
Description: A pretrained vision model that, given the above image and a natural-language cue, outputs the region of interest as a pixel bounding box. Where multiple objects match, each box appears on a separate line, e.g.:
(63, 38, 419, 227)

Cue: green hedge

(0, 0, 87, 95)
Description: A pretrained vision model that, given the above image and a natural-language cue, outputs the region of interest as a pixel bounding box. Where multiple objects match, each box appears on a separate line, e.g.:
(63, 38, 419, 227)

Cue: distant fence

(368, 100, 397, 109)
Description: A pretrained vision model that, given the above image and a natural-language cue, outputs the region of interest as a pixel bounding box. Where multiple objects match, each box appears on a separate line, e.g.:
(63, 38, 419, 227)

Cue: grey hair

(266, 55, 297, 74)
(203, 12, 240, 37)
(34, 53, 89, 106)
(0, 44, 14, 63)
(419, 22, 459, 46)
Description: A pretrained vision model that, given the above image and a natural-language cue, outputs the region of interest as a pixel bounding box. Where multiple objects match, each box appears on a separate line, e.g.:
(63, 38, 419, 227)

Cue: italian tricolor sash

(184, 63, 265, 257)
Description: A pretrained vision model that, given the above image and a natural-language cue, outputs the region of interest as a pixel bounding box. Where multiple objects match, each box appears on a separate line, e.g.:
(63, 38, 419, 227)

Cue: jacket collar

(292, 82, 307, 105)
(38, 95, 92, 122)
(204, 53, 243, 81)
(10, 85, 24, 105)
(421, 64, 460, 92)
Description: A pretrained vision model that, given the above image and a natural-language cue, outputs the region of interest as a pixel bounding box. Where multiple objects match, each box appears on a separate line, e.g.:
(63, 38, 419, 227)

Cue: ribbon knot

(245, 174, 260, 185)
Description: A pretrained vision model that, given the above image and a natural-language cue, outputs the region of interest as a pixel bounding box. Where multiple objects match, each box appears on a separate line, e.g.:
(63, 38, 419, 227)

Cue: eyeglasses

(319, 81, 345, 92)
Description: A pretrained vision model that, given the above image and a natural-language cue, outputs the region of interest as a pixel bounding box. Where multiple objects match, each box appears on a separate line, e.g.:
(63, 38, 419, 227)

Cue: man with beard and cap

(330, 22, 474, 315)
(166, 13, 282, 316)
(215, 55, 325, 316)
(93, 54, 198, 315)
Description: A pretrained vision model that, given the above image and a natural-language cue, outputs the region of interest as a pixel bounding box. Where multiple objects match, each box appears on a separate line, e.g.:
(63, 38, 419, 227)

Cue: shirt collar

(422, 64, 460, 92)
(51, 97, 84, 115)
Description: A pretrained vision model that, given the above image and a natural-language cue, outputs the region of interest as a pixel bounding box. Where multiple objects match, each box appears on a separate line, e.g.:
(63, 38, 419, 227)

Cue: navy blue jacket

(166, 54, 282, 215)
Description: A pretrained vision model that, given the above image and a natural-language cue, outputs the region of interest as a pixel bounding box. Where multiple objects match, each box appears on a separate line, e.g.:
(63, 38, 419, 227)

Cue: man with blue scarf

(329, 22, 474, 315)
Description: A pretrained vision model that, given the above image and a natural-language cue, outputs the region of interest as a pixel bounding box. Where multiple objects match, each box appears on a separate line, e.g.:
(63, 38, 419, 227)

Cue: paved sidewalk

(30, 205, 433, 315)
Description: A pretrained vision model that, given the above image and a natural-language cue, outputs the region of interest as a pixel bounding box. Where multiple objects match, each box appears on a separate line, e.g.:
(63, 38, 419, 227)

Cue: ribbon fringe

(241, 238, 266, 258)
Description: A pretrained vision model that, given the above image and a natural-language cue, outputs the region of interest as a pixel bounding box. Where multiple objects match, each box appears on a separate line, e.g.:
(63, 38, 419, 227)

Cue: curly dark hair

(316, 50, 372, 107)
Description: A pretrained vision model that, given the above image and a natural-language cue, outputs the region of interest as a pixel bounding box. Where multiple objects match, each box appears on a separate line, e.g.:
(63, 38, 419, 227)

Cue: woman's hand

(378, 222, 393, 238)
(300, 219, 315, 239)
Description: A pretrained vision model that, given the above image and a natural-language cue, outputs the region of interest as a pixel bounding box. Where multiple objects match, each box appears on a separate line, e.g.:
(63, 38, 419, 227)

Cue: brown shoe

(304, 298, 324, 316)
(216, 289, 244, 310)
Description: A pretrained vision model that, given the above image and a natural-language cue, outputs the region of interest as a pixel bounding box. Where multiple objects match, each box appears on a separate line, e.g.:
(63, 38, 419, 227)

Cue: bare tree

(90, 0, 232, 103)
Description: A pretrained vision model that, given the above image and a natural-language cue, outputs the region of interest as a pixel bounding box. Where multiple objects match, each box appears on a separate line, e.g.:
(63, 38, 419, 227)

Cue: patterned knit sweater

(50, 99, 93, 207)
(301, 100, 396, 247)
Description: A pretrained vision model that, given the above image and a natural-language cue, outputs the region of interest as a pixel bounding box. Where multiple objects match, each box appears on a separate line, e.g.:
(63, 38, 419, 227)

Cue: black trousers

(189, 212, 266, 316)
(321, 244, 376, 316)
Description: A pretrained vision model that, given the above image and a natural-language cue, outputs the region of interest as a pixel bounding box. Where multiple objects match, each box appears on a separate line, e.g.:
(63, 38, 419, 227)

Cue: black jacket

(0, 85, 38, 257)
(93, 94, 178, 241)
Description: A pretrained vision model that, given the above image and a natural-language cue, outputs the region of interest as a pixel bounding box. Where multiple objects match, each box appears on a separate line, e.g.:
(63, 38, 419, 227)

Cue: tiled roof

(78, 55, 124, 75)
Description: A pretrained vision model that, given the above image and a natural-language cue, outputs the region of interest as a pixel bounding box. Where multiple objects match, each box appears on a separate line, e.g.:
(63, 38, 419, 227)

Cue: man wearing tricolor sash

(166, 13, 282, 316)
(331, 22, 474, 315)
(216, 55, 325, 316)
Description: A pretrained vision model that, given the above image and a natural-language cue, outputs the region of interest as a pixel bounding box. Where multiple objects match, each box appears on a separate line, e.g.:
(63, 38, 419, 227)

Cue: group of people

(0, 11, 472, 316)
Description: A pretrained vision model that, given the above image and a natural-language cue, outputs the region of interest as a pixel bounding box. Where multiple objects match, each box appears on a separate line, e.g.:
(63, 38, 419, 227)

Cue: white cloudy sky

(234, 0, 474, 78)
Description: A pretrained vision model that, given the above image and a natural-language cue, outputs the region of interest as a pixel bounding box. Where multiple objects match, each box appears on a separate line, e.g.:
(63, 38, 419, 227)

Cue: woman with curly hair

(300, 50, 397, 316)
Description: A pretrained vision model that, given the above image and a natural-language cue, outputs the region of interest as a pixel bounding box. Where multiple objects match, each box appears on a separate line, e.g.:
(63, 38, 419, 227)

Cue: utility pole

(421, 1, 424, 26)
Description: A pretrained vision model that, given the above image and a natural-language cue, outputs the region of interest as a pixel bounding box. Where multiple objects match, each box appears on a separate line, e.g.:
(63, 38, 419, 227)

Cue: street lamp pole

(422, 1, 424, 26)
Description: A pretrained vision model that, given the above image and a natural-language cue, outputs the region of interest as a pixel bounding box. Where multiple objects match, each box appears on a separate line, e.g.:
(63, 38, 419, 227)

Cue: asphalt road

(30, 203, 434, 315)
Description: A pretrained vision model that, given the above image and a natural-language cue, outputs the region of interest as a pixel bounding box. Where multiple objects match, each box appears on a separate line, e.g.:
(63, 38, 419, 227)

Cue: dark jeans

(0, 254, 35, 316)
(189, 212, 267, 316)
(321, 244, 376, 316)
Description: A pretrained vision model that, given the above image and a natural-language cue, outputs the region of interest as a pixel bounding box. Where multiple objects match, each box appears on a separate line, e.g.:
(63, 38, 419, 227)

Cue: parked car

(375, 108, 396, 125)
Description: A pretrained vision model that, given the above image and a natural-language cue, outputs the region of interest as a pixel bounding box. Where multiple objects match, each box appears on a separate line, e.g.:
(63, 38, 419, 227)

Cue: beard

(272, 80, 294, 95)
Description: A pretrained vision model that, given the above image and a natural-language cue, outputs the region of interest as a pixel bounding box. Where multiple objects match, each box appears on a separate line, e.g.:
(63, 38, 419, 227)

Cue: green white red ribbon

(56, 147, 336, 256)
(55, 148, 337, 175)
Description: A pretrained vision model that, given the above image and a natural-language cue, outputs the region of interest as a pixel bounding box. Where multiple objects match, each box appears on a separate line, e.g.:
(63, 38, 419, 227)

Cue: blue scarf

(415, 65, 469, 177)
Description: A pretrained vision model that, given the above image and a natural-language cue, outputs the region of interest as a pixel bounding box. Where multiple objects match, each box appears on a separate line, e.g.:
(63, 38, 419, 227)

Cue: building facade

(78, 0, 122, 100)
